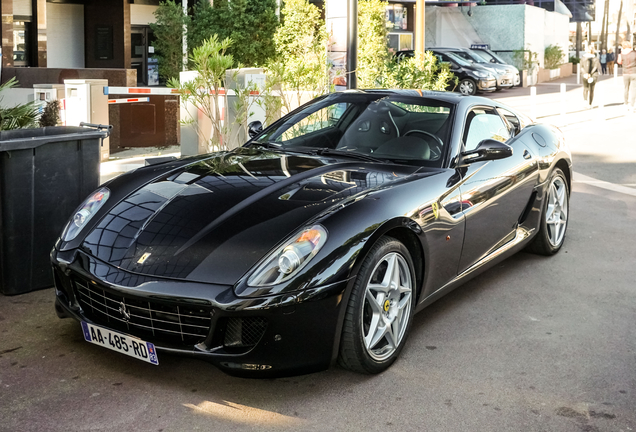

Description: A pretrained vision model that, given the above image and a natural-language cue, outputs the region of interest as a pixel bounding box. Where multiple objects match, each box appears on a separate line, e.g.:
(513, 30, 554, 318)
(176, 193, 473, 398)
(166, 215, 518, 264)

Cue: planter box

(560, 63, 573, 78)
(538, 64, 574, 83)
(538, 68, 551, 83)
(521, 69, 538, 87)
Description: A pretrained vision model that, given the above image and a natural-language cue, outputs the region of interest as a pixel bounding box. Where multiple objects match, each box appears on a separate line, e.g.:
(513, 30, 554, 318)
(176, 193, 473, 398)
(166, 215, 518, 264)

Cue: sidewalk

(489, 73, 629, 129)
(100, 145, 180, 184)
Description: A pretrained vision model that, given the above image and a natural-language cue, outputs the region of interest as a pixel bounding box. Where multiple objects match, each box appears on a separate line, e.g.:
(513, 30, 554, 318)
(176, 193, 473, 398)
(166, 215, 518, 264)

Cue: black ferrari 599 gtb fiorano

(52, 90, 571, 377)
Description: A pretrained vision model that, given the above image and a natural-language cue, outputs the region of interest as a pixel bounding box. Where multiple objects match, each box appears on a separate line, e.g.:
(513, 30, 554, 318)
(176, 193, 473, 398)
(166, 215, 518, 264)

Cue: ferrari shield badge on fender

(137, 252, 151, 264)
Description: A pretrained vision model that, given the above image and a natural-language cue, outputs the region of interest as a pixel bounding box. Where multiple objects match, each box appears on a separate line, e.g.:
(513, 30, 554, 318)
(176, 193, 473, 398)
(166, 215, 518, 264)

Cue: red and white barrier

(108, 97, 150, 104)
(105, 87, 180, 95)
(104, 86, 260, 96)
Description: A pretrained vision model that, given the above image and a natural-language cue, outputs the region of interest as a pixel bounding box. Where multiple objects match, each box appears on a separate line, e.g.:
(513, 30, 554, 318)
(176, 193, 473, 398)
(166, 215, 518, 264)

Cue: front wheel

(526, 168, 569, 255)
(339, 237, 416, 374)
(458, 79, 477, 96)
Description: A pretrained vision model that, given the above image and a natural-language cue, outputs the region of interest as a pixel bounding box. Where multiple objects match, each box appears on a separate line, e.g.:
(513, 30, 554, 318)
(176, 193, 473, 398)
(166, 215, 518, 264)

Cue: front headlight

(474, 71, 488, 78)
(247, 225, 327, 287)
(61, 188, 110, 241)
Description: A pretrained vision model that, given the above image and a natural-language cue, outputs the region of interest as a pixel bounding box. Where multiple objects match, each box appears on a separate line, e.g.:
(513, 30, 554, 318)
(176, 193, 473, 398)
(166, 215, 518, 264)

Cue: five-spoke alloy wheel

(339, 236, 416, 374)
(527, 168, 570, 255)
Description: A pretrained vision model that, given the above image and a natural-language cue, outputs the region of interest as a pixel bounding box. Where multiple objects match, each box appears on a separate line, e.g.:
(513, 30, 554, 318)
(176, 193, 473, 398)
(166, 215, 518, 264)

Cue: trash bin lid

(0, 126, 108, 152)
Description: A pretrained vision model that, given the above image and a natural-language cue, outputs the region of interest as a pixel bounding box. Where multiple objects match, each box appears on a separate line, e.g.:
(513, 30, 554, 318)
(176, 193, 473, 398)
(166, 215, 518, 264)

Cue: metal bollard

(530, 86, 537, 120)
(577, 63, 580, 85)
(614, 64, 618, 85)
(560, 83, 567, 117)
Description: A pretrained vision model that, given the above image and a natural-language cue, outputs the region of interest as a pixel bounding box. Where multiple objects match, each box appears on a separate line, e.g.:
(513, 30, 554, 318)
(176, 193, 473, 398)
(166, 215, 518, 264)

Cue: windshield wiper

(311, 148, 386, 163)
(250, 141, 282, 150)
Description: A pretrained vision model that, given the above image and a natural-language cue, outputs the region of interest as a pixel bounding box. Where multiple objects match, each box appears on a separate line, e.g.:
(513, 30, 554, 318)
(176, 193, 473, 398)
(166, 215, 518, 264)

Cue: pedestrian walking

(617, 41, 636, 112)
(581, 46, 601, 108)
(607, 49, 615, 75)
(600, 49, 607, 74)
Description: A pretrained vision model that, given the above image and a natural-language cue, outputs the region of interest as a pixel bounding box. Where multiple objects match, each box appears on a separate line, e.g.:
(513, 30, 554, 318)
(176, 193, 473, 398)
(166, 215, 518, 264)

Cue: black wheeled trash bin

(0, 125, 110, 295)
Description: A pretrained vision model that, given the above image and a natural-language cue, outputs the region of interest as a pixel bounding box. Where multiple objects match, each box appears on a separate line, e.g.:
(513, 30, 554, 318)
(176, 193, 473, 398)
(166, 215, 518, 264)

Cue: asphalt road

(1, 86, 635, 432)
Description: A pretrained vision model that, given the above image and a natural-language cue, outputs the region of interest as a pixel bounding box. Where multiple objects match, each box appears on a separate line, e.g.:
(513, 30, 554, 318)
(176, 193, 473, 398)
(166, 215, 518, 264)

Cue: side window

(439, 54, 456, 68)
(278, 103, 348, 142)
(463, 108, 511, 151)
(497, 108, 523, 135)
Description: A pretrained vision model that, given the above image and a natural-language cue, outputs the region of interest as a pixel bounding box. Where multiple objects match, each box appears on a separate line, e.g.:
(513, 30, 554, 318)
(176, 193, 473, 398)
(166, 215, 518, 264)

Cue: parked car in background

(467, 47, 522, 86)
(431, 47, 518, 90)
(424, 50, 497, 95)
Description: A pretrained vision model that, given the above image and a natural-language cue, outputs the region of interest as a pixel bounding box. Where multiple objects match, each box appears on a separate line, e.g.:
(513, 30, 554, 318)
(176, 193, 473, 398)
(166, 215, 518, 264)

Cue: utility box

(225, 68, 266, 90)
(64, 79, 109, 161)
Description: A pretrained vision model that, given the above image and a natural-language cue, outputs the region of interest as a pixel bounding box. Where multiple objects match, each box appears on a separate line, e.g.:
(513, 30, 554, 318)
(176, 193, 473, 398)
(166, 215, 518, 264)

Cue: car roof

(331, 89, 493, 105)
(429, 47, 470, 52)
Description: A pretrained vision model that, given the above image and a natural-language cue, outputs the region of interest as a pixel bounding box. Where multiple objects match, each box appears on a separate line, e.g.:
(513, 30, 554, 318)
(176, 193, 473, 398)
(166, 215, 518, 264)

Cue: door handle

(523, 149, 532, 160)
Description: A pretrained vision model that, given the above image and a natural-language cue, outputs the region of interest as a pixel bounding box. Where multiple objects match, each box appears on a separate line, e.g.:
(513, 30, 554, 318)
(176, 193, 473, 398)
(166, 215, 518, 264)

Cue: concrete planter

(560, 63, 573, 78)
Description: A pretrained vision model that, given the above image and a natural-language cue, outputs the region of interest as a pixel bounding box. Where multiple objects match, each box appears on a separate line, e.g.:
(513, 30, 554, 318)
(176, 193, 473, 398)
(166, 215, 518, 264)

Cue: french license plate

(81, 321, 159, 365)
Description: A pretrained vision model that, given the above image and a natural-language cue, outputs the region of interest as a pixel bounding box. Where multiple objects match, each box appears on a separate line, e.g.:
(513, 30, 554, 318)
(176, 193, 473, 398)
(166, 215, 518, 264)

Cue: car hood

(482, 62, 516, 74)
(81, 148, 422, 285)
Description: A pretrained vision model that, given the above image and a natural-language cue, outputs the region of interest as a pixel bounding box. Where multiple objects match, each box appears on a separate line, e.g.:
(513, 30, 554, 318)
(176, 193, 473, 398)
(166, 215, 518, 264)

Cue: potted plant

(512, 48, 538, 87)
(544, 44, 565, 80)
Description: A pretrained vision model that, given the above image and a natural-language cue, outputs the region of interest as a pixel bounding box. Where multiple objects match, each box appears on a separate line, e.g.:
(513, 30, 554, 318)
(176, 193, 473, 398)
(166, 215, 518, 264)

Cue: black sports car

(52, 90, 571, 377)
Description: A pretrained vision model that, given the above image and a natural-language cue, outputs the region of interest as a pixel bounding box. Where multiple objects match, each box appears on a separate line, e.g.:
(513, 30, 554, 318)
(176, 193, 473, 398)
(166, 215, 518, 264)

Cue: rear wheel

(459, 79, 477, 96)
(339, 237, 416, 374)
(526, 168, 569, 255)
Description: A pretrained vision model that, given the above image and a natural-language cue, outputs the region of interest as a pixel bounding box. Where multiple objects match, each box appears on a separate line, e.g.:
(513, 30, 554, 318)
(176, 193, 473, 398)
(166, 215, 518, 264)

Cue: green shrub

(189, 0, 278, 67)
(569, 56, 580, 65)
(544, 44, 565, 69)
(267, 0, 329, 115)
(512, 48, 538, 71)
(357, 0, 390, 89)
(0, 78, 39, 130)
(38, 100, 60, 127)
(168, 36, 235, 151)
(357, 0, 454, 90)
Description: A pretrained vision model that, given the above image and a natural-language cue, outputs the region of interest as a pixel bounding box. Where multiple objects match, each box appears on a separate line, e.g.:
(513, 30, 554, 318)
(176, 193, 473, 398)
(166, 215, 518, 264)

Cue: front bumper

(477, 78, 497, 92)
(52, 249, 350, 378)
(496, 73, 515, 89)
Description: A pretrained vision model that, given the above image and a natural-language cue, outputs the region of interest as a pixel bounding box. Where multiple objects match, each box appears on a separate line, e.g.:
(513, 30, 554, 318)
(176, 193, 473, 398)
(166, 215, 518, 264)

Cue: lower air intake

(223, 317, 268, 348)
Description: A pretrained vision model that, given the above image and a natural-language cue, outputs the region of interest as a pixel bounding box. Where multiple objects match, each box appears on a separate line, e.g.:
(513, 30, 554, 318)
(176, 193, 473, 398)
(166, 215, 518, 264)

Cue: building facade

(1, 0, 163, 85)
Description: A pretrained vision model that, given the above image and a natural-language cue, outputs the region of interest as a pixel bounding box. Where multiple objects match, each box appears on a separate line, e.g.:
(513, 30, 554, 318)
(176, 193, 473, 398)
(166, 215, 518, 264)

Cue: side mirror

(461, 139, 513, 164)
(248, 120, 263, 138)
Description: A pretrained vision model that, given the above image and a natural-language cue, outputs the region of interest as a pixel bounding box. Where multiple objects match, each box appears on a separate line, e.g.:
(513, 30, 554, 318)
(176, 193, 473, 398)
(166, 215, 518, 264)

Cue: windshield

(445, 52, 472, 67)
(462, 50, 487, 63)
(253, 93, 454, 167)
(474, 49, 507, 64)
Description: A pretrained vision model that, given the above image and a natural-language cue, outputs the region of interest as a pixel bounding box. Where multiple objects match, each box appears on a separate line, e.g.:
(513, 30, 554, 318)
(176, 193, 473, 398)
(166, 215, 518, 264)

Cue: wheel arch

(329, 217, 426, 365)
(382, 226, 425, 303)
(554, 158, 572, 193)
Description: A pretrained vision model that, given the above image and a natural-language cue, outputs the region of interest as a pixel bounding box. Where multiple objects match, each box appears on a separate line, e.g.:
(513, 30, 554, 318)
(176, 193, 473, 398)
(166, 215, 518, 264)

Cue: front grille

(74, 279, 212, 346)
(223, 317, 268, 348)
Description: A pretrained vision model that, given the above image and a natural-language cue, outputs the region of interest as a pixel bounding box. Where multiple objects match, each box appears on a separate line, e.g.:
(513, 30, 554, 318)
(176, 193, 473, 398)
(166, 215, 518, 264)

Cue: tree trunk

(615, 0, 623, 56)
(576, 22, 582, 58)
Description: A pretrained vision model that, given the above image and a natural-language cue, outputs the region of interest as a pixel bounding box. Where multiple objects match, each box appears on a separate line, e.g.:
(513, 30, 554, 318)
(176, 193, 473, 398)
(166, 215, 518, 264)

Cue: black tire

(338, 236, 417, 374)
(526, 168, 570, 255)
(458, 79, 477, 96)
